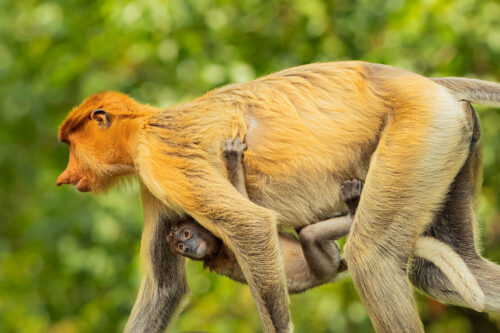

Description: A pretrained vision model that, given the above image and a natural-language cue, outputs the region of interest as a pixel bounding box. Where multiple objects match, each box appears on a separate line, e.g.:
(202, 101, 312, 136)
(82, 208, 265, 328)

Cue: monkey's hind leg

(344, 94, 472, 332)
(409, 103, 500, 312)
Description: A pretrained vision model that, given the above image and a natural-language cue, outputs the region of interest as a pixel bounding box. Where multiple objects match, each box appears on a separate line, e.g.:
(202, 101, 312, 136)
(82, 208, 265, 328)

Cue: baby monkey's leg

(212, 140, 361, 292)
(298, 179, 361, 278)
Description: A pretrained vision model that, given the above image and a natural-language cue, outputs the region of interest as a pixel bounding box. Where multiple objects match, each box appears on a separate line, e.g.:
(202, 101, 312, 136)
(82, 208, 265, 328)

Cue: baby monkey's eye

(176, 243, 185, 252)
(183, 229, 191, 238)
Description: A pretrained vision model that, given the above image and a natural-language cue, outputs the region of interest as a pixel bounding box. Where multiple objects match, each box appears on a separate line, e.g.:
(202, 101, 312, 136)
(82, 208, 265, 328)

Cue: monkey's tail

(414, 236, 485, 312)
(432, 77, 500, 107)
(466, 255, 500, 312)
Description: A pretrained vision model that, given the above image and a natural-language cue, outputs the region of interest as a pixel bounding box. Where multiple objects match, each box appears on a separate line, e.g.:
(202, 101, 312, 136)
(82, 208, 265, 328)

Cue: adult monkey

(56, 61, 500, 333)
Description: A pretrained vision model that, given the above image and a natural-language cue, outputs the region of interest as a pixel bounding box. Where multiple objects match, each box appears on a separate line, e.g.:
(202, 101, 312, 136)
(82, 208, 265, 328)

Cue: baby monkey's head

(167, 218, 221, 260)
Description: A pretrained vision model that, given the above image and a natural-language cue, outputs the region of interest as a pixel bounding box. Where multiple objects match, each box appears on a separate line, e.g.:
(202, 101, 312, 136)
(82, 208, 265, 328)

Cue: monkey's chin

(75, 178, 91, 192)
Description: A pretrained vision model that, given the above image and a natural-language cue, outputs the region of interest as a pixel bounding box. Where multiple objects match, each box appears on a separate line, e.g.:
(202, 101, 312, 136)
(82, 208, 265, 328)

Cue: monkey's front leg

(196, 191, 290, 332)
(124, 186, 188, 333)
(146, 163, 292, 333)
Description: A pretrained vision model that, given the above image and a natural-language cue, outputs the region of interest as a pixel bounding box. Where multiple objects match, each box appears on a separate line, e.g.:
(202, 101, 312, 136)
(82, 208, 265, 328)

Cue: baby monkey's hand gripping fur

(168, 139, 485, 309)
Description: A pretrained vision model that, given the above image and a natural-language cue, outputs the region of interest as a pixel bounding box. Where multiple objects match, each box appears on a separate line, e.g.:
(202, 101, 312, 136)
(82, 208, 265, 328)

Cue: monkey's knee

(299, 226, 342, 278)
(298, 226, 340, 253)
(344, 232, 375, 265)
(344, 232, 403, 277)
(298, 226, 317, 246)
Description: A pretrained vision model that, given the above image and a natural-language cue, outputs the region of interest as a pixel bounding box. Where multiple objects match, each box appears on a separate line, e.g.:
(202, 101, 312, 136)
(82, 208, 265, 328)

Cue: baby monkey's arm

(222, 137, 248, 198)
(218, 139, 363, 292)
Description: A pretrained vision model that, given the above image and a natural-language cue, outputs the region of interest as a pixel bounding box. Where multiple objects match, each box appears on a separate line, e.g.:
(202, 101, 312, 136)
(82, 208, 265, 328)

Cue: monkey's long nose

(56, 170, 71, 186)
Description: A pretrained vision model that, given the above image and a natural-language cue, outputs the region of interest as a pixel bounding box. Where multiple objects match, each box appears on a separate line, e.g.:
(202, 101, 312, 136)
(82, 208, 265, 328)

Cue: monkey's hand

(341, 179, 362, 201)
(341, 179, 362, 216)
(222, 136, 247, 167)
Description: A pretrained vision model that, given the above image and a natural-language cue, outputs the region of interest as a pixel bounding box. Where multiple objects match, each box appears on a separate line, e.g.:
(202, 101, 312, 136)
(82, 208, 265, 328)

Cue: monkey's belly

(242, 120, 375, 228)
(244, 170, 351, 228)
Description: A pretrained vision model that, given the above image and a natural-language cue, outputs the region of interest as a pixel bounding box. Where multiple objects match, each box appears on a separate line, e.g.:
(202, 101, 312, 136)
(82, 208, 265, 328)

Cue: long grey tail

(468, 255, 500, 312)
(414, 236, 485, 311)
(432, 77, 500, 107)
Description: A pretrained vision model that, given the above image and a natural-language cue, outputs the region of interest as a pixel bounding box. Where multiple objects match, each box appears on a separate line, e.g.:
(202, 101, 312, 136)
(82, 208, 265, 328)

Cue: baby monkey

(168, 138, 357, 293)
(168, 138, 485, 305)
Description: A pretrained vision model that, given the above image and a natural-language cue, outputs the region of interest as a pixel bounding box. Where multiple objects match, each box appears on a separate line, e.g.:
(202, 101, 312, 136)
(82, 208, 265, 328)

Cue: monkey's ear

(166, 234, 178, 253)
(91, 109, 111, 128)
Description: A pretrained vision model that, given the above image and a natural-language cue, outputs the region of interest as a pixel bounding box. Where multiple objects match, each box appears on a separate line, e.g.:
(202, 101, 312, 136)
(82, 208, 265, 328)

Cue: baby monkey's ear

(166, 232, 178, 253)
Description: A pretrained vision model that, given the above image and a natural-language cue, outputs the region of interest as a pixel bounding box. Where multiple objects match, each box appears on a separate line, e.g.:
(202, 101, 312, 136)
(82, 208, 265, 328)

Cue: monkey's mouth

(75, 177, 91, 192)
(195, 241, 207, 258)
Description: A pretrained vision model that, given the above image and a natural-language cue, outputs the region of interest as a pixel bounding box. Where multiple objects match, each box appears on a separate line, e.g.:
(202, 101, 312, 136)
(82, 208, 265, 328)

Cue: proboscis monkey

(57, 61, 500, 333)
(168, 138, 484, 307)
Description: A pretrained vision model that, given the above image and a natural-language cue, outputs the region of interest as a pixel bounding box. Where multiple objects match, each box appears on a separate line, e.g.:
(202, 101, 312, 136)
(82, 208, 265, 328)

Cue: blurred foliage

(1, 0, 500, 332)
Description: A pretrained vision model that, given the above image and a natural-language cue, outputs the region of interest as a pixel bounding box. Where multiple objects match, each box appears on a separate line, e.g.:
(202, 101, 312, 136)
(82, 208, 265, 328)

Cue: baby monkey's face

(167, 220, 220, 260)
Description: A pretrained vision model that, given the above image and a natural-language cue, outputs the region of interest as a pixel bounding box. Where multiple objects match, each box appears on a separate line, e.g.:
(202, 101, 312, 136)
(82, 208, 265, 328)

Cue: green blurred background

(1, 0, 500, 332)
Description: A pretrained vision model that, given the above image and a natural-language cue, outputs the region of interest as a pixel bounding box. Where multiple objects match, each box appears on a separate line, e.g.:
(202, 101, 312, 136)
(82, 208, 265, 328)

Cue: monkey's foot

(222, 136, 247, 162)
(341, 179, 362, 203)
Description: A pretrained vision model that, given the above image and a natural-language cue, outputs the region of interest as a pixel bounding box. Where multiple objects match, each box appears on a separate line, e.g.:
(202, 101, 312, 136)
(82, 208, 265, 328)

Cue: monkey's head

(56, 92, 152, 192)
(167, 219, 221, 260)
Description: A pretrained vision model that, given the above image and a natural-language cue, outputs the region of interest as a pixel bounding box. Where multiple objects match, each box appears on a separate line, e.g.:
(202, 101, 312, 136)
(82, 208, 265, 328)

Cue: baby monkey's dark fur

(167, 138, 357, 293)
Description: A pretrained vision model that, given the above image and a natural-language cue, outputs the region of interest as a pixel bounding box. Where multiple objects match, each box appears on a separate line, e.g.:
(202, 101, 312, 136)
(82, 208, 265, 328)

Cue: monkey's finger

(230, 136, 247, 152)
(341, 185, 347, 196)
(223, 138, 232, 150)
(341, 180, 351, 193)
(353, 179, 362, 191)
(232, 135, 247, 145)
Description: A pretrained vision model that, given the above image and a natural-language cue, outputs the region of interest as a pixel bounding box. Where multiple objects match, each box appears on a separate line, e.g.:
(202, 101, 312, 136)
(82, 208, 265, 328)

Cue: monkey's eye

(176, 243, 185, 252)
(91, 109, 111, 128)
(183, 229, 191, 239)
